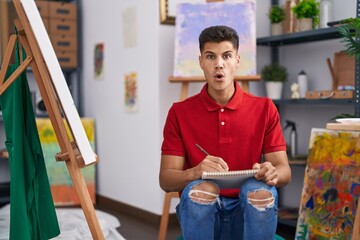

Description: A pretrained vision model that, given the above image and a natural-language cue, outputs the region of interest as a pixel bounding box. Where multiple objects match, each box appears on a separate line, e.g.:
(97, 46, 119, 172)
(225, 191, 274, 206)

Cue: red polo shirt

(161, 82, 286, 197)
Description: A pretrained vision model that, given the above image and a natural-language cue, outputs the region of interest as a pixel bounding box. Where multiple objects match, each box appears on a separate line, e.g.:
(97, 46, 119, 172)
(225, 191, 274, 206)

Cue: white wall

(81, 0, 164, 214)
(80, 0, 356, 214)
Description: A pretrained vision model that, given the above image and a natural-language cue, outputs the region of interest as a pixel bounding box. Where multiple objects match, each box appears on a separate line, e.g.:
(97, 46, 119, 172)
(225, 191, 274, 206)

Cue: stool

(158, 192, 179, 240)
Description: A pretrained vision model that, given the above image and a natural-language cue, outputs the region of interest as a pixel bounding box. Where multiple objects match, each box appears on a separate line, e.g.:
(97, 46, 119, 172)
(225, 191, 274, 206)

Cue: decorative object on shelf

(297, 70, 308, 98)
(261, 63, 288, 100)
(319, 0, 334, 28)
(337, 17, 360, 58)
(283, 0, 298, 33)
(307, 50, 355, 100)
(290, 82, 300, 99)
(268, 5, 286, 35)
(292, 0, 320, 31)
(284, 120, 297, 159)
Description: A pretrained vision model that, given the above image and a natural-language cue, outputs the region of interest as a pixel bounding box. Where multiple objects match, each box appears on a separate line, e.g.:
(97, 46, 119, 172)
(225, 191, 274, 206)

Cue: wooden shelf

(257, 27, 341, 46)
(288, 159, 307, 166)
(168, 75, 261, 82)
(273, 98, 354, 105)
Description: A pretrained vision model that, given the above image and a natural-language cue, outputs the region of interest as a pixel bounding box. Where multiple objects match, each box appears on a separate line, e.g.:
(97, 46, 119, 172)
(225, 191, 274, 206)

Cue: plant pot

(265, 82, 283, 100)
(298, 18, 313, 32)
(271, 23, 283, 36)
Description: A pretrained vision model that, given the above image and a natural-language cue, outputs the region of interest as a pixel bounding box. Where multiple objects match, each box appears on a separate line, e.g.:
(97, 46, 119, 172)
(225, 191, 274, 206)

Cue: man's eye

(224, 54, 231, 59)
(206, 55, 215, 59)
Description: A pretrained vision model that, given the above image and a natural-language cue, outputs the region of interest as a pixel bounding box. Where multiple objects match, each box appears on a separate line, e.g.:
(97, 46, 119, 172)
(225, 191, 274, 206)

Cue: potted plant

(261, 63, 288, 100)
(292, 0, 320, 31)
(337, 18, 360, 58)
(268, 5, 286, 35)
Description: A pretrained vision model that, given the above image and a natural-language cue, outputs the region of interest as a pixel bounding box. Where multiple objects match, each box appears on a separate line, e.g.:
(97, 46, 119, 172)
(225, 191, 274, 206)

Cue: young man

(160, 25, 291, 240)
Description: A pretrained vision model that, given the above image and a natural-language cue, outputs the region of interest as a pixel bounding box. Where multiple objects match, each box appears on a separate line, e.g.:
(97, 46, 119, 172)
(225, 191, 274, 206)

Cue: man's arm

(159, 154, 229, 192)
(253, 151, 291, 187)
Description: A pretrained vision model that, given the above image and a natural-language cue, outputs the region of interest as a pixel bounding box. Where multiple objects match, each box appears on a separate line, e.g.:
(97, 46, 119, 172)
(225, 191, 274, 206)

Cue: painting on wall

(122, 5, 137, 48)
(173, 1, 256, 77)
(36, 118, 96, 206)
(94, 43, 104, 79)
(295, 128, 360, 239)
(124, 72, 138, 112)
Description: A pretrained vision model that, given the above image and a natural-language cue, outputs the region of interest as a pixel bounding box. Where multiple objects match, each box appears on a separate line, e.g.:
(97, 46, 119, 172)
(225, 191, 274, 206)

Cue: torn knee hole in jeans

(189, 189, 219, 204)
(247, 190, 275, 211)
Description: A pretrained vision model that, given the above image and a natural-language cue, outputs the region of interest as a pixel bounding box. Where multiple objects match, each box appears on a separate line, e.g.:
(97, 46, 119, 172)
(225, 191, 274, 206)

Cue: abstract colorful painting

(94, 43, 104, 79)
(36, 118, 96, 206)
(124, 72, 138, 112)
(295, 128, 360, 239)
(173, 1, 256, 77)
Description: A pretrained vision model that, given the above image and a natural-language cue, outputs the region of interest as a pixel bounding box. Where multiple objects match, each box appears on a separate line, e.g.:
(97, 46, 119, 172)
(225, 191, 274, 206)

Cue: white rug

(0, 204, 126, 240)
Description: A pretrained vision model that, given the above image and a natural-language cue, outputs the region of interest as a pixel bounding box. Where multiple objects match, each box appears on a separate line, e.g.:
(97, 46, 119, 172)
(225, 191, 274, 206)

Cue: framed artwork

(173, 1, 256, 77)
(295, 128, 360, 239)
(160, 0, 206, 25)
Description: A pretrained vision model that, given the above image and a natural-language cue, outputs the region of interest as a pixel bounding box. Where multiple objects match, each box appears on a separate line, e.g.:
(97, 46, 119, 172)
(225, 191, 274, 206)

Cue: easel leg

(65, 157, 104, 239)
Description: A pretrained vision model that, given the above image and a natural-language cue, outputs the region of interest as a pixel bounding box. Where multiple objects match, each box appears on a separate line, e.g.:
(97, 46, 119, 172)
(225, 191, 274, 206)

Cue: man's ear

(236, 54, 240, 67)
(199, 55, 204, 69)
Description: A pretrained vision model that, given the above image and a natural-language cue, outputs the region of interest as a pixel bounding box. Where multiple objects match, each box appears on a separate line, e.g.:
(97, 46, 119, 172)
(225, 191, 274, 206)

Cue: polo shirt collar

(200, 82, 243, 111)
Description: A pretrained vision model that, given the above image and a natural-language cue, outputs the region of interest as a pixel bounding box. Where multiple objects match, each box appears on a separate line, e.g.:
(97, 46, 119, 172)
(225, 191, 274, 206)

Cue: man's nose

(215, 58, 224, 69)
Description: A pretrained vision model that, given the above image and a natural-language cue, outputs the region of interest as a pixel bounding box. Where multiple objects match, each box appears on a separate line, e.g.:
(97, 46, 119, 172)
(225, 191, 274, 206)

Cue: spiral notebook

(202, 169, 259, 188)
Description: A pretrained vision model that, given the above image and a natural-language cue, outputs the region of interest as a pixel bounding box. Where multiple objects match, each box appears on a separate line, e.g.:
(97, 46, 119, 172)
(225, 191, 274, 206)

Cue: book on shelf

(202, 169, 259, 189)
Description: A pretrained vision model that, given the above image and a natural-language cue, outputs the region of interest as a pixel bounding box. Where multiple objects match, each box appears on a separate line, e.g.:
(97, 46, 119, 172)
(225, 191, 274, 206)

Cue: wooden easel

(326, 123, 360, 240)
(0, 1, 104, 239)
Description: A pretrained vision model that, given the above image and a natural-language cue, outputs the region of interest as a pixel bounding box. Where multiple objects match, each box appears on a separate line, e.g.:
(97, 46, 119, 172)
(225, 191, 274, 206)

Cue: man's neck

(208, 86, 236, 106)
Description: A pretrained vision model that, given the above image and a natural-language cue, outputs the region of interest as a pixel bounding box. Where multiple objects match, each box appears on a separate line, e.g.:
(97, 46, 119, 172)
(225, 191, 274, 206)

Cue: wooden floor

(96, 204, 296, 240)
(96, 204, 181, 240)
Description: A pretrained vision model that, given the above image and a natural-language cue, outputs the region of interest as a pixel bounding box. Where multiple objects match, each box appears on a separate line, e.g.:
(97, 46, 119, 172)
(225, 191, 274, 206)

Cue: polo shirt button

(221, 121, 225, 126)
(220, 108, 224, 112)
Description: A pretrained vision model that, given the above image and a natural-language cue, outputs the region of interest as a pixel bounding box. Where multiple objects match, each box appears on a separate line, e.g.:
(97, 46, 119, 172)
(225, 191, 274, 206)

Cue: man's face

(199, 41, 240, 97)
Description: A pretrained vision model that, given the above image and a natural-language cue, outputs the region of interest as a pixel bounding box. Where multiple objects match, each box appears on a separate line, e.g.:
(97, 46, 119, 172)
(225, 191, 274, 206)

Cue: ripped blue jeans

(176, 178, 278, 240)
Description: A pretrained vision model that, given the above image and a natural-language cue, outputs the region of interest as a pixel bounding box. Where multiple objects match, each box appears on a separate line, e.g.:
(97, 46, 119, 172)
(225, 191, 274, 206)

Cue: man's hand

(193, 155, 229, 179)
(253, 162, 278, 186)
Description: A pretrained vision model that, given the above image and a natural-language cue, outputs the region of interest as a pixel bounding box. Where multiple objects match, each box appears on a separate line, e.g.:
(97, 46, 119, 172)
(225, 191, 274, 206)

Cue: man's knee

(247, 189, 275, 211)
(189, 181, 219, 204)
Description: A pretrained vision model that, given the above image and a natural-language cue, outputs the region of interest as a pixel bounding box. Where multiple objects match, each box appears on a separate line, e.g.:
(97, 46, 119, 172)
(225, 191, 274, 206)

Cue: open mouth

(214, 73, 224, 80)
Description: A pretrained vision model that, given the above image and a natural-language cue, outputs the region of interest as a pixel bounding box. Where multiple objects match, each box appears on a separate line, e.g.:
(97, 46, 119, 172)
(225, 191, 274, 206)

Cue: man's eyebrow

(203, 50, 234, 55)
(223, 50, 235, 54)
(203, 50, 215, 54)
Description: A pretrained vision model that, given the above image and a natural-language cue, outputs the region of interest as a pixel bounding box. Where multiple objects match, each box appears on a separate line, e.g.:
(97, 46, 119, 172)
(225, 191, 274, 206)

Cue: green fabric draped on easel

(0, 38, 60, 239)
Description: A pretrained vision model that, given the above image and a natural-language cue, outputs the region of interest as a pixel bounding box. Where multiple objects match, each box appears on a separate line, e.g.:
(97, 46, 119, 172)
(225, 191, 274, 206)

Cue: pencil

(195, 143, 209, 156)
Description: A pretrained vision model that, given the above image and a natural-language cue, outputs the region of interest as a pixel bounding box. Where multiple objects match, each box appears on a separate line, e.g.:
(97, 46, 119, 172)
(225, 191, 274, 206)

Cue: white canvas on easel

(20, 0, 95, 165)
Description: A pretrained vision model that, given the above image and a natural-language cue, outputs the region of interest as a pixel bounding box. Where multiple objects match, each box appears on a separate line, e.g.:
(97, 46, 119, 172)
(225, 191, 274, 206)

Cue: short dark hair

(198, 25, 239, 53)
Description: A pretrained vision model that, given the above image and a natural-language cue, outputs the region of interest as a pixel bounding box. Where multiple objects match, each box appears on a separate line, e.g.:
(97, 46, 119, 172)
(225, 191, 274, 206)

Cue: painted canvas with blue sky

(173, 1, 256, 77)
